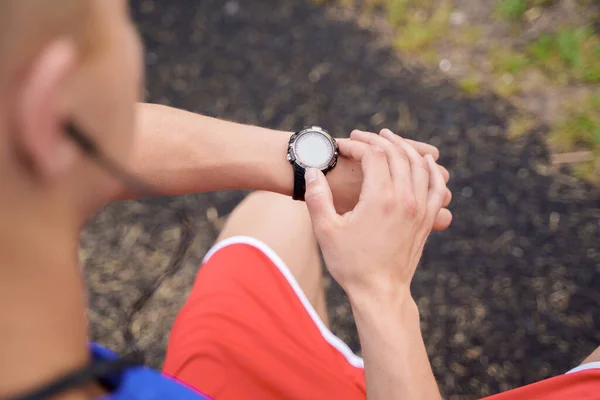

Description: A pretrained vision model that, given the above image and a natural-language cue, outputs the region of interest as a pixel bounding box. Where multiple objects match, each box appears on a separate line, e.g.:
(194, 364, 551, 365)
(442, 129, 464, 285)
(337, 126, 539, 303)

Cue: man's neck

(0, 208, 93, 399)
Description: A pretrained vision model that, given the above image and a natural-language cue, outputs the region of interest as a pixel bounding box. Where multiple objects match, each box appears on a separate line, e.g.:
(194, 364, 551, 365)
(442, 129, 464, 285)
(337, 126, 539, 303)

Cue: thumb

(304, 168, 338, 233)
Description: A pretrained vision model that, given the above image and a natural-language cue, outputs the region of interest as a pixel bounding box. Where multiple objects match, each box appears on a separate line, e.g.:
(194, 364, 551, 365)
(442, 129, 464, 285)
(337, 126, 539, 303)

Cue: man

(0, 1, 595, 400)
(0, 1, 450, 399)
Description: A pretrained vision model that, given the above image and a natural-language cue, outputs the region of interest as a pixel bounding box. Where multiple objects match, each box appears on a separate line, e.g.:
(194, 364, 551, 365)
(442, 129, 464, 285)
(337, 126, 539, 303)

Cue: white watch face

(294, 130, 335, 169)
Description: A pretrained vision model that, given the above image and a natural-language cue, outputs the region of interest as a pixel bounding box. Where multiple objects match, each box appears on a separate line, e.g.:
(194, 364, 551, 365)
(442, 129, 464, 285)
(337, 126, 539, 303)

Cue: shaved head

(0, 0, 143, 225)
(0, 0, 91, 85)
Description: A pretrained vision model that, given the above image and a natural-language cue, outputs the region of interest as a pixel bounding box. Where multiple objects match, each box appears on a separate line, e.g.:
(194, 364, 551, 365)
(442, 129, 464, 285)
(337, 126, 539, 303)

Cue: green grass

(387, 0, 409, 25)
(488, 28, 600, 85)
(394, 0, 452, 52)
(489, 47, 531, 75)
(551, 91, 600, 183)
(496, 0, 528, 19)
(527, 28, 600, 83)
(552, 115, 600, 150)
(452, 26, 482, 45)
(495, 0, 558, 20)
(507, 115, 536, 138)
(493, 77, 522, 97)
(572, 161, 596, 182)
(459, 77, 482, 95)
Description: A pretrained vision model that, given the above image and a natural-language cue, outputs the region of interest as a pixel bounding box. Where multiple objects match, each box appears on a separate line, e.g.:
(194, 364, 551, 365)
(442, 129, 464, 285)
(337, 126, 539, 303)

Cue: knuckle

(445, 189, 453, 203)
(424, 144, 440, 160)
(395, 146, 409, 160)
(438, 187, 448, 200)
(363, 131, 378, 141)
(350, 129, 362, 138)
(369, 146, 386, 159)
(416, 157, 430, 171)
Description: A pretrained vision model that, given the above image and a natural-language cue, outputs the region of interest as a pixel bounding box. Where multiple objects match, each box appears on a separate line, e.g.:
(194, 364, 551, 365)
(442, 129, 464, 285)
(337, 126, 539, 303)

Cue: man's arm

(117, 103, 293, 199)
(349, 290, 442, 400)
(304, 131, 448, 399)
(119, 104, 453, 225)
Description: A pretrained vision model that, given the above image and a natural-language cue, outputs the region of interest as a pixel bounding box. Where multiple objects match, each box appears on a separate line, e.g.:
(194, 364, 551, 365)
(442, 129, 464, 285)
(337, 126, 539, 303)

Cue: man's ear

(12, 38, 80, 181)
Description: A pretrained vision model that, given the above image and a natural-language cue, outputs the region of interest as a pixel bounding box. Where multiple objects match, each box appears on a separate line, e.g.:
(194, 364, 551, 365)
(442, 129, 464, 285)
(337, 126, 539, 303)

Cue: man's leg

(164, 191, 365, 399)
(581, 346, 600, 365)
(216, 191, 329, 327)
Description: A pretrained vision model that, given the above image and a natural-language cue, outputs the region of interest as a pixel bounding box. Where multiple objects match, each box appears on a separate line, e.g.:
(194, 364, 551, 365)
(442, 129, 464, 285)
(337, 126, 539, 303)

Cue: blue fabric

(91, 343, 209, 400)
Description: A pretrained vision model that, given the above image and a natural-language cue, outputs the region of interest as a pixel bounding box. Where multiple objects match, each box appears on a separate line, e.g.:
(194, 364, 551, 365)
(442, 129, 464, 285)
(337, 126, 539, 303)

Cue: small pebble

(141, 0, 155, 14)
(501, 73, 514, 84)
(450, 11, 467, 26)
(586, 248, 595, 259)
(517, 168, 529, 179)
(414, 9, 427, 21)
(525, 7, 542, 23)
(224, 1, 240, 16)
(453, 332, 466, 344)
(549, 212, 560, 232)
(461, 186, 473, 198)
(439, 59, 452, 72)
(206, 207, 219, 222)
(146, 52, 158, 65)
(511, 247, 524, 258)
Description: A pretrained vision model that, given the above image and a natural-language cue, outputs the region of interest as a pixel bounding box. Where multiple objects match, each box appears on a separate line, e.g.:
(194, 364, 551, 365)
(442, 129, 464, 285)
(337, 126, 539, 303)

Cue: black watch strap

(292, 163, 306, 201)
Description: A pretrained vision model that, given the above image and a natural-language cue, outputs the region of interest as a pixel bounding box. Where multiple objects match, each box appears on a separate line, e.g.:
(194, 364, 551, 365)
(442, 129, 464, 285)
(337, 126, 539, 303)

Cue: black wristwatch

(287, 126, 339, 201)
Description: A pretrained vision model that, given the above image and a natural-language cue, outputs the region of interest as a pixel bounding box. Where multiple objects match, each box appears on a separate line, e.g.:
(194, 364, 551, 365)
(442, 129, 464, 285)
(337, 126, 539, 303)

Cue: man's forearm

(349, 290, 442, 400)
(116, 103, 294, 199)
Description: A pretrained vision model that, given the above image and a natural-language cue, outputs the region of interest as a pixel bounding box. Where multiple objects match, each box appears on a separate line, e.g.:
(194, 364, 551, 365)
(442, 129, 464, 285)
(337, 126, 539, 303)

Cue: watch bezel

(287, 126, 339, 172)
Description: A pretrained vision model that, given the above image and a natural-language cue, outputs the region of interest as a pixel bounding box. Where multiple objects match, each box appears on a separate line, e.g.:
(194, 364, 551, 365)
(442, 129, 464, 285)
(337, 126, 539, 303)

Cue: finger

(432, 208, 453, 231)
(379, 128, 439, 159)
(304, 168, 339, 235)
(337, 138, 370, 162)
(359, 147, 393, 204)
(443, 188, 452, 208)
(380, 129, 450, 182)
(405, 139, 440, 160)
(440, 165, 450, 183)
(350, 130, 411, 190)
(395, 138, 429, 213)
(425, 154, 447, 221)
(341, 138, 451, 203)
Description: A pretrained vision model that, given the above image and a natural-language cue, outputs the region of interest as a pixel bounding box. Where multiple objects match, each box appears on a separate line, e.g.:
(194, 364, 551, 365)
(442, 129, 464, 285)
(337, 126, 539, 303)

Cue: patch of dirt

(338, 0, 599, 126)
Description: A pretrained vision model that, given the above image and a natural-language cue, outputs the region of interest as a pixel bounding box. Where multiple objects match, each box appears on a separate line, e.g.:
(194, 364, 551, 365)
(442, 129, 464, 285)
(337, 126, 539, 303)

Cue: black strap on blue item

(6, 357, 139, 400)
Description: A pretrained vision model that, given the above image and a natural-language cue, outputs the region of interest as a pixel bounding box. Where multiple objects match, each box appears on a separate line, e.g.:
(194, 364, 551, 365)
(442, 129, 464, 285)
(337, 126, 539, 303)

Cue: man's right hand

(304, 130, 448, 298)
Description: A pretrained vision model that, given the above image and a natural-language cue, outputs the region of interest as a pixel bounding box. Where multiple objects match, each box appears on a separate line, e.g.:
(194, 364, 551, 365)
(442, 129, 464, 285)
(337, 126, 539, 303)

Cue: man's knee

(581, 345, 600, 365)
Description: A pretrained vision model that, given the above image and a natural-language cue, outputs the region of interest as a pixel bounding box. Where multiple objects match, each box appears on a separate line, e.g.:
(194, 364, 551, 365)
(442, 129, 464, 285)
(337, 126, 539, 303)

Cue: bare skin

(305, 131, 447, 400)
(582, 346, 600, 365)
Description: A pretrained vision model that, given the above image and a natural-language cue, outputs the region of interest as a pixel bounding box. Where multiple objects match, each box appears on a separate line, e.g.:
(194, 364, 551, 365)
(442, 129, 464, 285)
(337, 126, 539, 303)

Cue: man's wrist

(349, 287, 422, 348)
(347, 283, 418, 319)
(265, 129, 343, 200)
(263, 130, 294, 197)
